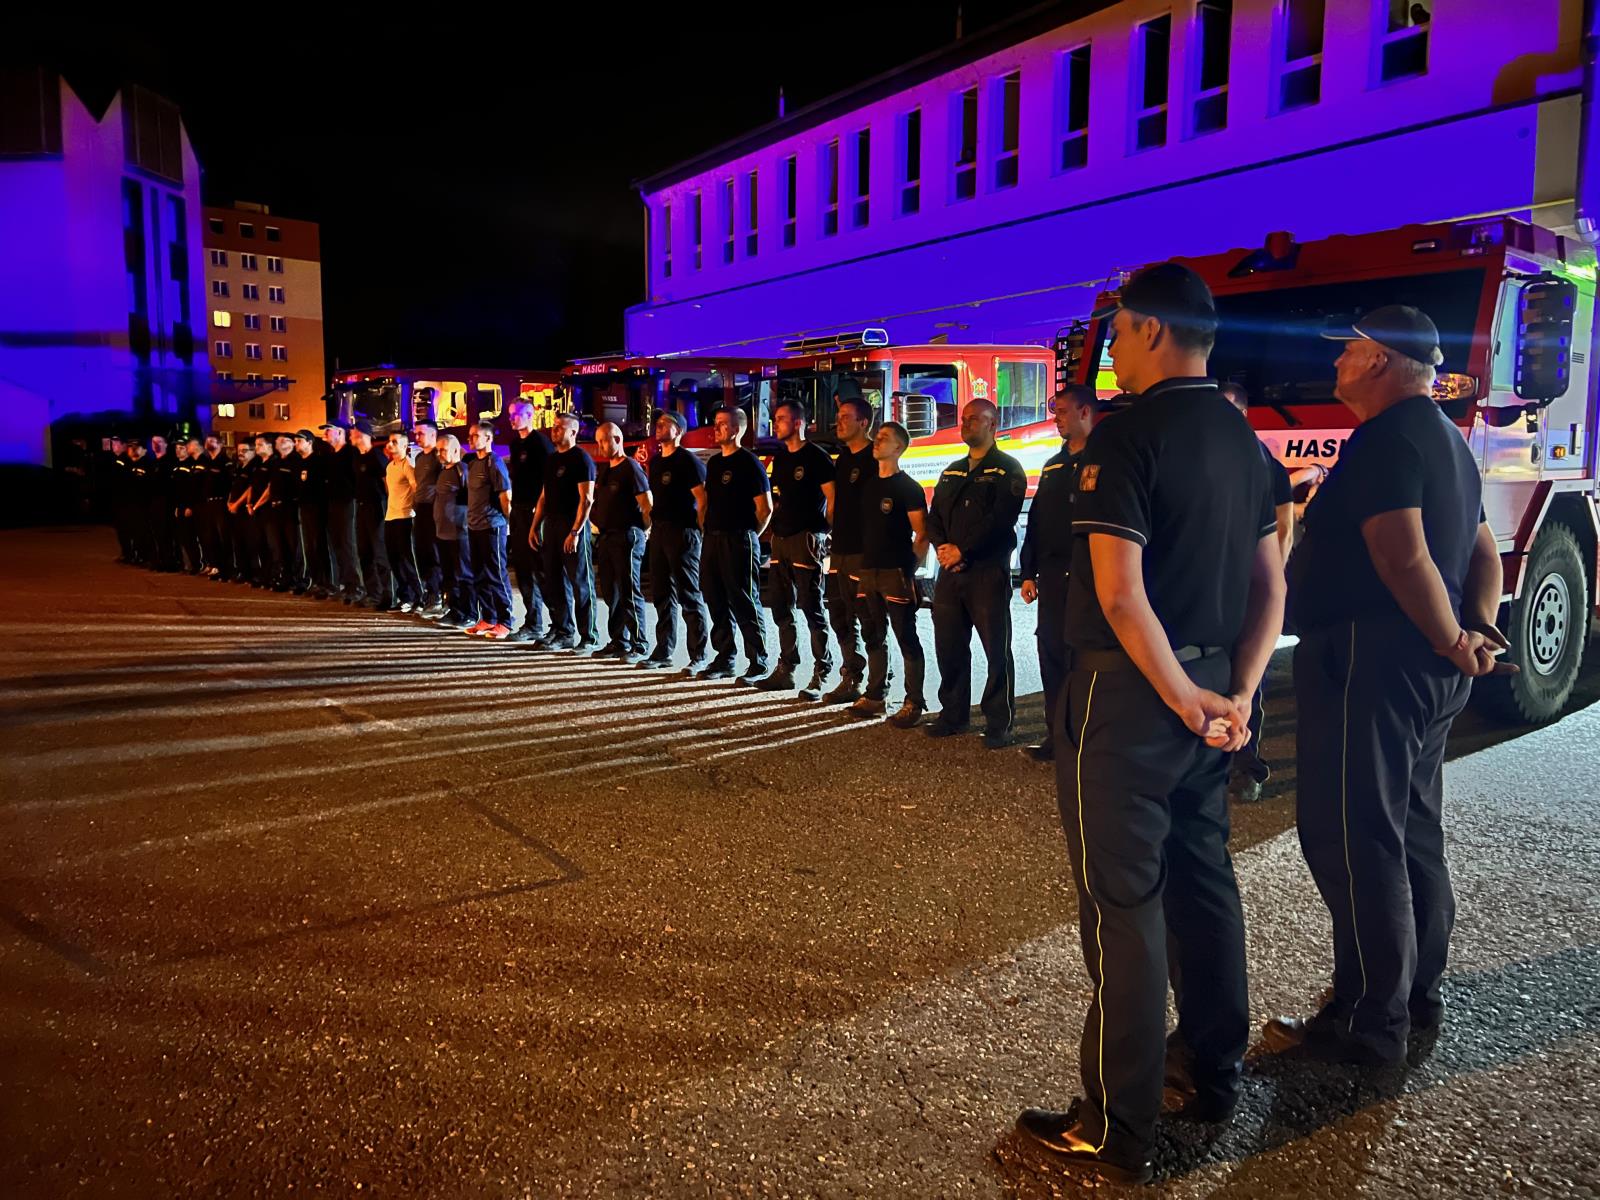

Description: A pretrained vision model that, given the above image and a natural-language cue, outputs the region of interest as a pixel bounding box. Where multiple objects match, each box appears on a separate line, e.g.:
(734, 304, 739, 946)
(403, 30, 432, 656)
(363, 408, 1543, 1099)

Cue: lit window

(1133, 15, 1171, 151)
(899, 108, 921, 215)
(953, 86, 978, 200)
(216, 401, 234, 417)
(1377, 0, 1429, 82)
(212, 310, 231, 328)
(994, 71, 1021, 188)
(1191, 1, 1232, 135)
(1057, 45, 1091, 170)
(1277, 0, 1326, 111)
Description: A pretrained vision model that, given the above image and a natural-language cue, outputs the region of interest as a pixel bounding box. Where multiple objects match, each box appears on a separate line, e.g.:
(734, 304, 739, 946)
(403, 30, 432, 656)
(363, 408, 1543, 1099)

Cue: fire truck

(325, 366, 564, 446)
(559, 354, 773, 455)
(1066, 218, 1598, 723)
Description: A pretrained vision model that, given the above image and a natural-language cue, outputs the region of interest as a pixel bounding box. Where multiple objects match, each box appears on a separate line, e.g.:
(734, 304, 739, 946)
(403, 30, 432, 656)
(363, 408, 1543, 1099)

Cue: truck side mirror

(1514, 276, 1578, 404)
(897, 392, 937, 440)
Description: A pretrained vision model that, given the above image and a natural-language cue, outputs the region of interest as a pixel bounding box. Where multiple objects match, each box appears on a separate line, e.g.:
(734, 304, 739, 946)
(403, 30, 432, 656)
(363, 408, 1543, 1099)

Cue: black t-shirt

(227, 460, 253, 504)
(249, 453, 275, 503)
(466, 452, 512, 531)
(648, 446, 706, 528)
(1067, 378, 1278, 653)
(542, 446, 595, 520)
(703, 448, 771, 533)
(592, 458, 650, 531)
(434, 461, 469, 539)
(829, 443, 876, 555)
(1261, 441, 1292, 508)
(413, 447, 441, 505)
(295, 451, 325, 506)
(1292, 394, 1481, 637)
(861, 469, 928, 571)
(199, 451, 231, 500)
(324, 443, 358, 503)
(1020, 443, 1079, 580)
(270, 454, 301, 506)
(769, 441, 835, 536)
(353, 445, 389, 506)
(508, 428, 553, 505)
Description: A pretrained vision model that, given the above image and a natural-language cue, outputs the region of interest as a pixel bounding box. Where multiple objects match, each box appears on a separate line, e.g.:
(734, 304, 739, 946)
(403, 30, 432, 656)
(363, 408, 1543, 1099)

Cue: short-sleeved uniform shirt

(1292, 394, 1481, 637)
(769, 441, 835, 536)
(270, 452, 301, 507)
(1019, 443, 1079, 581)
(829, 443, 876, 556)
(542, 447, 595, 524)
(860, 469, 929, 572)
(648, 446, 705, 528)
(324, 443, 358, 503)
(466, 451, 513, 531)
(413, 447, 441, 507)
(249, 452, 275, 505)
(593, 458, 650, 532)
(1262, 442, 1293, 509)
(1067, 378, 1277, 653)
(434, 461, 468, 539)
(703, 447, 771, 533)
(296, 451, 325, 508)
(508, 429, 553, 508)
(353, 445, 389, 507)
(199, 451, 232, 501)
(227, 459, 254, 505)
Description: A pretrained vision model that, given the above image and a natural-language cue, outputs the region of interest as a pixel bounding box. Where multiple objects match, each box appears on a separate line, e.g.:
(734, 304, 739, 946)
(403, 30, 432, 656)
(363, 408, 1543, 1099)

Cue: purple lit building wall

(628, 0, 1588, 358)
(0, 71, 212, 467)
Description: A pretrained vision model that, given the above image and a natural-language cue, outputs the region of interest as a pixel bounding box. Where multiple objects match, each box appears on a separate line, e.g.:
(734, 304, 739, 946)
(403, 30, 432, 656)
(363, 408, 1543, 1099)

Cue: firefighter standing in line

(147, 434, 178, 572)
(639, 410, 711, 671)
(695, 406, 771, 684)
(531, 412, 598, 652)
(293, 429, 331, 598)
(1015, 263, 1285, 1186)
(591, 421, 653, 660)
(225, 440, 257, 583)
(196, 435, 231, 580)
(1264, 306, 1510, 1067)
(174, 438, 206, 573)
(122, 437, 155, 564)
(506, 401, 553, 642)
(350, 419, 393, 609)
(321, 422, 364, 603)
(410, 420, 445, 614)
(271, 432, 307, 593)
(245, 434, 278, 588)
(823, 395, 876, 703)
(758, 399, 836, 699)
(924, 398, 1026, 749)
(1018, 384, 1103, 762)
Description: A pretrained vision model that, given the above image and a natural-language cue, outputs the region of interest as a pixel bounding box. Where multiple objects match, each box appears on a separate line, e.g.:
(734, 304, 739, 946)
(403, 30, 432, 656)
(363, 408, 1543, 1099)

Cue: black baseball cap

(293, 428, 315, 441)
(351, 418, 374, 435)
(654, 409, 687, 434)
(318, 420, 349, 431)
(1091, 262, 1218, 330)
(1320, 304, 1444, 367)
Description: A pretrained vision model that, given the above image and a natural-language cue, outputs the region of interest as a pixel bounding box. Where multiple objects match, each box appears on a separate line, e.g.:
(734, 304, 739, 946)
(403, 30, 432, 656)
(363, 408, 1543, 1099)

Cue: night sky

(19, 4, 1043, 373)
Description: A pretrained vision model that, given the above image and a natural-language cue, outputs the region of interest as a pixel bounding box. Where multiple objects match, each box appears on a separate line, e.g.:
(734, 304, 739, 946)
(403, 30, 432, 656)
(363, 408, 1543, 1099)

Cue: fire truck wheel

(1483, 522, 1590, 724)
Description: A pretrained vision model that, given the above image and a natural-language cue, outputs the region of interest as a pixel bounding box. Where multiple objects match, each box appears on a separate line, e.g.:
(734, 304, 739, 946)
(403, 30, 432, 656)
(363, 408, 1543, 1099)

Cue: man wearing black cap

(293, 429, 332, 597)
(350, 419, 394, 609)
(640, 410, 711, 670)
(505, 401, 553, 641)
(321, 423, 363, 602)
(1016, 263, 1285, 1185)
(1264, 306, 1509, 1068)
(1019, 384, 1103, 762)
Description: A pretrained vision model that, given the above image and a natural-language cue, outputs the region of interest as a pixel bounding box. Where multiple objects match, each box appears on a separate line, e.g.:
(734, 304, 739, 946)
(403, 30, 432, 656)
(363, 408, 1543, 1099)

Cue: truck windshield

(569, 376, 655, 440)
(336, 381, 401, 430)
(1210, 267, 1486, 407)
(775, 366, 888, 439)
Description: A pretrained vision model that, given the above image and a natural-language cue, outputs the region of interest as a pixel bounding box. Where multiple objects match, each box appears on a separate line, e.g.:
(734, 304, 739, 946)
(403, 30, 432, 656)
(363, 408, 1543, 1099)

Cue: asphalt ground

(2, 527, 1597, 1198)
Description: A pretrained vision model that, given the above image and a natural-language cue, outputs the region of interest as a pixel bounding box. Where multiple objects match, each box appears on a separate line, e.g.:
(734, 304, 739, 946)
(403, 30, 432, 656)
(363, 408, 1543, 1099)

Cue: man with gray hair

(531, 412, 597, 651)
(506, 401, 553, 641)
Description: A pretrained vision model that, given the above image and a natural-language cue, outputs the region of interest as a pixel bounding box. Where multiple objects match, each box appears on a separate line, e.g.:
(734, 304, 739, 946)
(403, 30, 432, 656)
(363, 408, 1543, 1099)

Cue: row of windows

(659, 0, 1431, 276)
(213, 380, 290, 403)
(211, 311, 287, 332)
(206, 218, 282, 242)
(212, 342, 289, 360)
(210, 281, 286, 302)
(207, 250, 285, 272)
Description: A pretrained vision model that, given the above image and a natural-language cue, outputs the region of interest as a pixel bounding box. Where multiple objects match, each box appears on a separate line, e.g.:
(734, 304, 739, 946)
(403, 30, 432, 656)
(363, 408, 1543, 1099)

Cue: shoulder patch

(1079, 464, 1100, 492)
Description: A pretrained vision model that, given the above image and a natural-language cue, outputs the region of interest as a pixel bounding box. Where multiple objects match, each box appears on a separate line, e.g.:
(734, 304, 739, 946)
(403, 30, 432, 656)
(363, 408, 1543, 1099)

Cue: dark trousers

(931, 562, 1014, 734)
(703, 530, 767, 671)
(1295, 620, 1471, 1059)
(509, 502, 547, 634)
(827, 552, 867, 685)
(177, 508, 203, 572)
(596, 528, 647, 652)
(128, 504, 154, 565)
(1055, 653, 1247, 1155)
(768, 531, 833, 677)
(200, 499, 229, 573)
(439, 531, 476, 620)
(413, 504, 442, 604)
(258, 504, 286, 585)
(1035, 567, 1070, 747)
(113, 499, 138, 560)
(300, 504, 331, 591)
(858, 570, 924, 706)
(384, 518, 422, 606)
(1234, 681, 1271, 783)
(356, 501, 393, 604)
(227, 509, 256, 581)
(469, 525, 513, 626)
(540, 524, 596, 644)
(275, 504, 305, 589)
(148, 500, 178, 569)
(647, 523, 710, 663)
(327, 498, 361, 593)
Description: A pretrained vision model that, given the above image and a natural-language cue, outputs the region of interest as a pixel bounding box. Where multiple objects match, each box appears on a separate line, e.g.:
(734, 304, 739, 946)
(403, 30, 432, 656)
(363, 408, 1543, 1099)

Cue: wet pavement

(1, 527, 1597, 1198)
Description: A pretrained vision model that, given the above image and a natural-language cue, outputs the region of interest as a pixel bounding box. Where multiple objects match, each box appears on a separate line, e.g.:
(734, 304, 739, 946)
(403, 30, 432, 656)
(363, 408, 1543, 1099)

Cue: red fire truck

(559, 354, 774, 455)
(1066, 218, 1598, 722)
(326, 366, 563, 446)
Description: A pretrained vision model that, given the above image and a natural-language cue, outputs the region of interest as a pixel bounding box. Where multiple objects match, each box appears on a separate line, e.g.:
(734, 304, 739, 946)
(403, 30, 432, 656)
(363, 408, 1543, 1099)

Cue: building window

(265, 226, 281, 242)
(243, 313, 261, 330)
(212, 310, 231, 328)
(953, 86, 978, 201)
(242, 283, 259, 301)
(1133, 14, 1172, 151)
(272, 376, 288, 391)
(271, 345, 287, 361)
(691, 190, 703, 270)
(247, 401, 266, 419)
(899, 108, 922, 215)
(207, 218, 224, 235)
(239, 222, 254, 238)
(1377, 0, 1429, 82)
(213, 340, 232, 358)
(270, 315, 286, 333)
(851, 128, 871, 227)
(266, 256, 283, 273)
(211, 279, 229, 297)
(216, 374, 233, 387)
(722, 177, 736, 264)
(783, 156, 797, 247)
(240, 253, 257, 271)
(1191, 1, 1232, 135)
(246, 373, 263, 385)
(274, 402, 290, 420)
(821, 139, 840, 237)
(994, 71, 1021, 188)
(661, 203, 672, 277)
(1277, 0, 1326, 111)
(268, 286, 284, 303)
(745, 171, 759, 256)
(1057, 45, 1092, 171)
(245, 343, 262, 360)
(209, 249, 227, 267)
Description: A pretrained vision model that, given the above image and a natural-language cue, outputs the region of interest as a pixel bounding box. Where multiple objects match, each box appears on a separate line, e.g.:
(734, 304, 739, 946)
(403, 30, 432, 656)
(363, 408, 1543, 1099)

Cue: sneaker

(1229, 773, 1264, 804)
(436, 616, 469, 631)
(753, 670, 795, 692)
(484, 623, 512, 640)
(595, 641, 626, 658)
(820, 678, 862, 705)
(886, 702, 924, 729)
(398, 601, 415, 613)
(506, 626, 540, 643)
(638, 654, 674, 670)
(573, 639, 602, 655)
(847, 696, 886, 719)
(697, 662, 736, 681)
(466, 620, 494, 636)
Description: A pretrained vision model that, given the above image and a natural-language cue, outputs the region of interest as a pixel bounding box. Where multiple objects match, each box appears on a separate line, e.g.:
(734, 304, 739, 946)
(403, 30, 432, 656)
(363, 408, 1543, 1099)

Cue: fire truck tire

(1483, 523, 1590, 724)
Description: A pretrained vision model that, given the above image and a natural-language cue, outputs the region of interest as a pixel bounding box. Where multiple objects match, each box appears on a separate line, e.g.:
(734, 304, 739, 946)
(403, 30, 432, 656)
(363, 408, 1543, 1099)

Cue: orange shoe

(465, 620, 494, 636)
(484, 623, 512, 639)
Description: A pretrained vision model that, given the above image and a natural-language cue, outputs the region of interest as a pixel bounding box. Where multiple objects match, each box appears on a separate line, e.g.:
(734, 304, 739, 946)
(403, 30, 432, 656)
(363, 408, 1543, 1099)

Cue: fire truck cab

(327, 366, 563, 447)
(560, 355, 773, 455)
(1070, 218, 1599, 723)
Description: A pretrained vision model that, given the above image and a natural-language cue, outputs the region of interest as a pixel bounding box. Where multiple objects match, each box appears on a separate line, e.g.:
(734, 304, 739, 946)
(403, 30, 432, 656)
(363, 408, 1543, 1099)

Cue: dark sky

(20, 3, 1043, 372)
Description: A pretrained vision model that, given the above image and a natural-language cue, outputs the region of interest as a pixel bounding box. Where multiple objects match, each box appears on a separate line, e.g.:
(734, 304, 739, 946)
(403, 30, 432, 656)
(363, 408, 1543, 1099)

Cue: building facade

(202, 203, 326, 445)
(0, 70, 213, 466)
(627, 0, 1588, 358)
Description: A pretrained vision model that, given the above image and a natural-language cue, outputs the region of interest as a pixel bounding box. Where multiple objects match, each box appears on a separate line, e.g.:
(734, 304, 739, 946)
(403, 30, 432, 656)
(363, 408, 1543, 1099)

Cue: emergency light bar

(781, 327, 891, 355)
